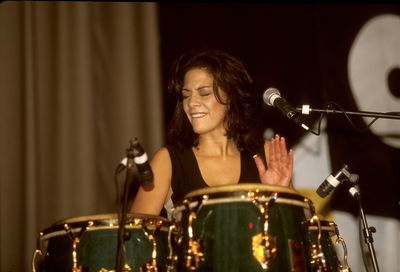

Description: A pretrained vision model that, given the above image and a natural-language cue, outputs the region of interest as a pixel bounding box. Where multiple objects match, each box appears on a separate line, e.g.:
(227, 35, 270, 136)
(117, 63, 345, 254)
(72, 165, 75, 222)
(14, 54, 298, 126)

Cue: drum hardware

(166, 225, 178, 272)
(333, 225, 352, 272)
(99, 264, 132, 272)
(251, 192, 278, 270)
(32, 230, 44, 272)
(305, 197, 317, 217)
(305, 219, 352, 272)
(31, 249, 42, 272)
(184, 209, 204, 270)
(308, 215, 328, 271)
(141, 227, 159, 271)
(65, 222, 89, 272)
(34, 214, 170, 272)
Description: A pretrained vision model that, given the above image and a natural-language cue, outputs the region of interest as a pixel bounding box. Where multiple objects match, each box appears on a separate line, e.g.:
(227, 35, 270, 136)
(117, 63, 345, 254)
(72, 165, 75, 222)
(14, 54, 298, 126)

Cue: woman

(130, 49, 293, 215)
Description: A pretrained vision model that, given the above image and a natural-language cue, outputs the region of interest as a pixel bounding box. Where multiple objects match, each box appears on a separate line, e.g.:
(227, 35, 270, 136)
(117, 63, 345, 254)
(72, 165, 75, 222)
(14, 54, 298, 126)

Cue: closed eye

(198, 87, 212, 96)
(182, 89, 191, 99)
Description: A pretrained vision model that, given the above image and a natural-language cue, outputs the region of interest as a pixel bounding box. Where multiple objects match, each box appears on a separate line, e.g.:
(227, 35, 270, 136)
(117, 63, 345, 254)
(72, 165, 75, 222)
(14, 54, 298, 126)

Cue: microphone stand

(296, 107, 400, 120)
(299, 105, 390, 270)
(347, 175, 380, 272)
(116, 140, 136, 272)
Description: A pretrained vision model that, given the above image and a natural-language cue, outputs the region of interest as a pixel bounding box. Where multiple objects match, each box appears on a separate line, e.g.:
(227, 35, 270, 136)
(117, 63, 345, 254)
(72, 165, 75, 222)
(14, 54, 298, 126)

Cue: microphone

(316, 164, 351, 198)
(131, 138, 154, 186)
(263, 88, 309, 131)
(117, 138, 154, 186)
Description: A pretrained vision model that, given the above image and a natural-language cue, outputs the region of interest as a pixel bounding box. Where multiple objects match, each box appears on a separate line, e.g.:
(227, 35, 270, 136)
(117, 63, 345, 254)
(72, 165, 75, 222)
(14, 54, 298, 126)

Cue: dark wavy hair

(166, 49, 263, 151)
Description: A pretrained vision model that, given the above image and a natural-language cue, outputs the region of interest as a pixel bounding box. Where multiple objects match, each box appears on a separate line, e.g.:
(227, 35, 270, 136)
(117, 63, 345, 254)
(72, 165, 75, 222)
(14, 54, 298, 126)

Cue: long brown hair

(166, 49, 263, 151)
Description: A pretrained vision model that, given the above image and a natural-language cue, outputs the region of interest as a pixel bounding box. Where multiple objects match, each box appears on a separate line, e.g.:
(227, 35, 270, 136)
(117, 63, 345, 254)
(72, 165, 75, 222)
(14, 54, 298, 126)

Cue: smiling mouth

(191, 112, 207, 118)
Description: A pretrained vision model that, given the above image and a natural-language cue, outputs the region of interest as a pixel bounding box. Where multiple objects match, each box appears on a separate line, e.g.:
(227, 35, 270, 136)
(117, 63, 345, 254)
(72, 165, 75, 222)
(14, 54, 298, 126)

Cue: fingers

(267, 134, 294, 182)
(253, 154, 266, 174)
(268, 134, 288, 166)
(263, 140, 270, 167)
(256, 134, 294, 187)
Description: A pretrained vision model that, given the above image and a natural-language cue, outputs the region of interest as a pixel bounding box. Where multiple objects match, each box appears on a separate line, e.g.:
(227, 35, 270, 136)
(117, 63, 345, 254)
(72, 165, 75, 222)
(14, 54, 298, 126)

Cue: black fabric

(166, 144, 265, 204)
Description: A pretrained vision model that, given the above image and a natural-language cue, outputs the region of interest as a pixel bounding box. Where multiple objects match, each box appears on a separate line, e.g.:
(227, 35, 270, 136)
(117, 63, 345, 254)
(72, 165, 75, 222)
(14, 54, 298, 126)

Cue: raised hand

(253, 134, 293, 187)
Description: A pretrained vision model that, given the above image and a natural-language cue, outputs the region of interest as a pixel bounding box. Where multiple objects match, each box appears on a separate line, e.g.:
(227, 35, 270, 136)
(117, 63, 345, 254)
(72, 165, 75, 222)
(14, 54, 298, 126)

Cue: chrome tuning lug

(251, 192, 278, 270)
(308, 216, 328, 272)
(184, 211, 203, 270)
(142, 227, 159, 271)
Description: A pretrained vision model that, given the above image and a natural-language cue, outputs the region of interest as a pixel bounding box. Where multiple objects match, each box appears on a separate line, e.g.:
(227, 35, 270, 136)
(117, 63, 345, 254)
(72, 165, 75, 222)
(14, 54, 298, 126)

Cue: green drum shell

(172, 184, 313, 272)
(35, 213, 170, 272)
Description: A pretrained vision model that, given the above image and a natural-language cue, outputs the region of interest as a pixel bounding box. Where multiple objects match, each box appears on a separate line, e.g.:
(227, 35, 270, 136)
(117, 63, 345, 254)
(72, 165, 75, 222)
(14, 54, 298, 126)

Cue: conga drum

(32, 213, 172, 272)
(303, 217, 352, 272)
(170, 184, 315, 272)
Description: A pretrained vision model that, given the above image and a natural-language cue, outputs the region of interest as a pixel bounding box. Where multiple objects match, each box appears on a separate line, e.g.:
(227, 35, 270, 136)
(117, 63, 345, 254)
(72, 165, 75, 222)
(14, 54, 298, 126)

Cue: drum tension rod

(142, 226, 160, 272)
(183, 200, 204, 270)
(166, 224, 178, 272)
(64, 222, 90, 272)
(308, 215, 328, 272)
(251, 192, 278, 270)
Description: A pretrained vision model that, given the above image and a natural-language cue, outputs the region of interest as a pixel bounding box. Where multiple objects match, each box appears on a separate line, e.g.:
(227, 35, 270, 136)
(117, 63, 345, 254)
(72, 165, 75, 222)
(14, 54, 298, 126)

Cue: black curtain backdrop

(158, 4, 400, 219)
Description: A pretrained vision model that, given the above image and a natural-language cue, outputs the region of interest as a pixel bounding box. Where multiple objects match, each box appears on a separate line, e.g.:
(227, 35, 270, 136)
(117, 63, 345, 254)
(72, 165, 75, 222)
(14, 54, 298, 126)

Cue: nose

(187, 93, 201, 107)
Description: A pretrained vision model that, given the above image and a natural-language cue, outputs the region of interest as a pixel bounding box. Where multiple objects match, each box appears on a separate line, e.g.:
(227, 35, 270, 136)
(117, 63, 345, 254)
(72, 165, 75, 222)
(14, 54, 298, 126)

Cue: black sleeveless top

(166, 144, 265, 204)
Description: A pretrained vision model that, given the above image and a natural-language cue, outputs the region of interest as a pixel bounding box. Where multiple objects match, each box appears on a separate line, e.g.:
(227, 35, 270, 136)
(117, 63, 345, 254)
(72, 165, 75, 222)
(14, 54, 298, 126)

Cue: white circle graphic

(348, 14, 400, 148)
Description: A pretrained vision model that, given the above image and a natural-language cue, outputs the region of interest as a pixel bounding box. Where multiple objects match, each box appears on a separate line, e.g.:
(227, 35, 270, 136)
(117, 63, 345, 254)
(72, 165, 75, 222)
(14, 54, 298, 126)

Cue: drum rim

(307, 220, 338, 232)
(172, 184, 313, 219)
(185, 183, 301, 198)
(57, 213, 166, 225)
(39, 213, 169, 236)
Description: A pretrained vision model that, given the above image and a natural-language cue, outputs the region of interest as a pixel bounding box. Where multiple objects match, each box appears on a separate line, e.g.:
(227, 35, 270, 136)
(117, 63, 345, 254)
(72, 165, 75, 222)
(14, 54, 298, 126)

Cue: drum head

(177, 183, 312, 214)
(185, 183, 301, 198)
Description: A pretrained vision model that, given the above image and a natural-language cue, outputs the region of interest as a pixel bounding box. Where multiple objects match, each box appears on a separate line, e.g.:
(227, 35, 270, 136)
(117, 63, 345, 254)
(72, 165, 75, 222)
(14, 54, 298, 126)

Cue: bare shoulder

(151, 147, 172, 172)
(152, 146, 171, 162)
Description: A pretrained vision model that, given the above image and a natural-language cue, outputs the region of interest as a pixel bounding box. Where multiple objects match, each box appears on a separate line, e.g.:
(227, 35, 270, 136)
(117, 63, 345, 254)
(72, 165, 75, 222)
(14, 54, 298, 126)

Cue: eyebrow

(182, 85, 212, 92)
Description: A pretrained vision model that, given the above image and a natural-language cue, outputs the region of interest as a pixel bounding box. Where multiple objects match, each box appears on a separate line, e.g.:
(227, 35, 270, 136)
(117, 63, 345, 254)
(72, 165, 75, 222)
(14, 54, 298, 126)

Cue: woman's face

(182, 68, 228, 136)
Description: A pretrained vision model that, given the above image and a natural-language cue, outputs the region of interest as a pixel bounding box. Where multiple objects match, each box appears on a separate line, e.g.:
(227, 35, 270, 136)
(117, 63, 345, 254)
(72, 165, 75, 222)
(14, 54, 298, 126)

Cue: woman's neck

(195, 134, 238, 158)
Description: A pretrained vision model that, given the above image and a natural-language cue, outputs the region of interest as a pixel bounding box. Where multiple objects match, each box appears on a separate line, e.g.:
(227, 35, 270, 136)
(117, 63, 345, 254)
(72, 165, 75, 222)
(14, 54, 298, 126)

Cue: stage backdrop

(0, 2, 163, 271)
(158, 4, 400, 271)
(1, 3, 399, 272)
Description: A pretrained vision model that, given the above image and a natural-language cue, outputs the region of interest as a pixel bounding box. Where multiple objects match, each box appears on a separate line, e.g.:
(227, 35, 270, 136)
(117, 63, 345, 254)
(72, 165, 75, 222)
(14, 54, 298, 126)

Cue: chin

(192, 128, 207, 134)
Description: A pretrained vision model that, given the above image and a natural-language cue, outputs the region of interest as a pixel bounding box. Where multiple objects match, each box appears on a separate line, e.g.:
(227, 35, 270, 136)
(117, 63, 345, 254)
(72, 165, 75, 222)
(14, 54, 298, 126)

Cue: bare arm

(130, 147, 173, 215)
(253, 134, 294, 187)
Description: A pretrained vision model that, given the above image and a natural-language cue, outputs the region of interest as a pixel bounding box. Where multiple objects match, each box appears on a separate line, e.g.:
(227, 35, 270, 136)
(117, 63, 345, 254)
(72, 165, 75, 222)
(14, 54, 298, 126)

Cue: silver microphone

(263, 88, 309, 131)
